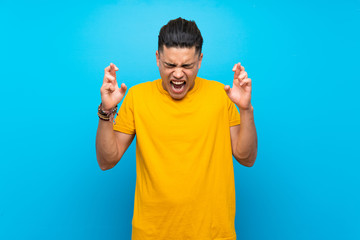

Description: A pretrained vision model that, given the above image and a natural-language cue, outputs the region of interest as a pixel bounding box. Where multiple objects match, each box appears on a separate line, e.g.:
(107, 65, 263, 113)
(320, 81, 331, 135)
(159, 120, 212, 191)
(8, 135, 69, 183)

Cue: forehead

(160, 46, 198, 63)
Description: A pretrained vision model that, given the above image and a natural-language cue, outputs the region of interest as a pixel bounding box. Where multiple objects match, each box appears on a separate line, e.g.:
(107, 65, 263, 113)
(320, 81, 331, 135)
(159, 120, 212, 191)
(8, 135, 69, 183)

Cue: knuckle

(101, 83, 109, 90)
(106, 75, 115, 82)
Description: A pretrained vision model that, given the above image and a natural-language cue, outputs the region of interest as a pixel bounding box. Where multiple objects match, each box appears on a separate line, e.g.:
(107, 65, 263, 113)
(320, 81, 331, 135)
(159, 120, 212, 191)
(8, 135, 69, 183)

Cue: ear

(198, 53, 203, 69)
(156, 50, 160, 67)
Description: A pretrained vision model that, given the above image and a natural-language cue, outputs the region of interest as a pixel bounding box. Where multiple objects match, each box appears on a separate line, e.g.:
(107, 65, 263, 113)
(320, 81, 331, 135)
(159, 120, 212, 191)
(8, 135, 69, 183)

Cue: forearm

(235, 105, 258, 167)
(95, 119, 120, 170)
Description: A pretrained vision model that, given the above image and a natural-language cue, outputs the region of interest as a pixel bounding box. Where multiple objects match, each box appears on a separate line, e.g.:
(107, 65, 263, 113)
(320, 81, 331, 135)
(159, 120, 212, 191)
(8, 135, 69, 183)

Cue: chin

(170, 93, 186, 100)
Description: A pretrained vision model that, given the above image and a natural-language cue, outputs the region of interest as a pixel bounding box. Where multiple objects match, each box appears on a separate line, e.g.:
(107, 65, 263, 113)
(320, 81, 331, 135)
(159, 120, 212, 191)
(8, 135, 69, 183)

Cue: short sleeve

(113, 88, 136, 134)
(228, 98, 241, 127)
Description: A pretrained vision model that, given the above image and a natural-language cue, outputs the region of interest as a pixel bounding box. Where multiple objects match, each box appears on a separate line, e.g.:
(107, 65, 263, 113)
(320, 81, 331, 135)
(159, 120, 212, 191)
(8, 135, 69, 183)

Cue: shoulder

(198, 77, 233, 105)
(129, 80, 155, 91)
(198, 77, 227, 96)
(126, 79, 159, 95)
(199, 77, 224, 86)
(199, 77, 225, 91)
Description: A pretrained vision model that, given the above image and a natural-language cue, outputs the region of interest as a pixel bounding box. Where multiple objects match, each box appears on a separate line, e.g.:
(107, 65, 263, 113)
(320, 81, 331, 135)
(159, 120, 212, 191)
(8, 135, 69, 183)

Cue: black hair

(158, 17, 203, 55)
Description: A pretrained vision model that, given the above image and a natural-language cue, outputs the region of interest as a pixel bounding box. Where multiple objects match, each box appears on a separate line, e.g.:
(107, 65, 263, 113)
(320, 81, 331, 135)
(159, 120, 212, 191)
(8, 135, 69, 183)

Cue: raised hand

(224, 62, 252, 110)
(100, 63, 127, 111)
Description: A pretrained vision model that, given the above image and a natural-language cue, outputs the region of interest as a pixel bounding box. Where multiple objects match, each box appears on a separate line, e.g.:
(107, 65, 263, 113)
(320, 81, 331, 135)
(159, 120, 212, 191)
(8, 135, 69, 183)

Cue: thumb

(224, 85, 231, 94)
(119, 83, 127, 94)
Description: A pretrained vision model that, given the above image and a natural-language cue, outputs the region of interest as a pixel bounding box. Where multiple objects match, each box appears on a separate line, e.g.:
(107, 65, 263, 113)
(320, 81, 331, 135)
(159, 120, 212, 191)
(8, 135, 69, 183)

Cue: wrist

(98, 103, 118, 121)
(238, 104, 253, 112)
(100, 103, 114, 112)
(239, 104, 254, 121)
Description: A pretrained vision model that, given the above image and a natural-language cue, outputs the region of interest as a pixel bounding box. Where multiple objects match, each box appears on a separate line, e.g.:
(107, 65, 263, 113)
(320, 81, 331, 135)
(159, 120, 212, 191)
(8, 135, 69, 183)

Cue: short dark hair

(158, 17, 203, 55)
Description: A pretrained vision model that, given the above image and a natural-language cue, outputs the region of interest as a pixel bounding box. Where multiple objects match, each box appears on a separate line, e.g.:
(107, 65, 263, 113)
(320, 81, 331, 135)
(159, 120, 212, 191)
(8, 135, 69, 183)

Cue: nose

(173, 68, 184, 79)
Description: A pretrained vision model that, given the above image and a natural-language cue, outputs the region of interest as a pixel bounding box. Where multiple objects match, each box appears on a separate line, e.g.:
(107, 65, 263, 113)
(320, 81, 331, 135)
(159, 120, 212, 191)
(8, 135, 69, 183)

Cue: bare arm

(95, 63, 134, 170)
(230, 106, 257, 167)
(96, 120, 135, 170)
(225, 62, 258, 167)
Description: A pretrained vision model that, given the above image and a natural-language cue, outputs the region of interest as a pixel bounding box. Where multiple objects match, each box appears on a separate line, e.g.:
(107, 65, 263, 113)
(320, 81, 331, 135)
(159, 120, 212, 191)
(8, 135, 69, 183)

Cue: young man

(96, 17, 257, 240)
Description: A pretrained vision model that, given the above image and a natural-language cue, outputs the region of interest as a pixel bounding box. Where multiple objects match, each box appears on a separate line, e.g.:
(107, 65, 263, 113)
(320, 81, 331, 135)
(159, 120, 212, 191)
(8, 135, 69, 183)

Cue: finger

(232, 64, 237, 72)
(104, 63, 116, 71)
(110, 63, 119, 71)
(232, 78, 240, 89)
(104, 73, 116, 84)
(234, 62, 241, 79)
(238, 71, 248, 81)
(110, 63, 116, 76)
(239, 78, 252, 87)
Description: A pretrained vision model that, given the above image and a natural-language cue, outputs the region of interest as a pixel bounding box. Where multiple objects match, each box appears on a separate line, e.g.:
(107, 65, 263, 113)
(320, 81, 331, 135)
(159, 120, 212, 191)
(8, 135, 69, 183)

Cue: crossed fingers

(103, 63, 119, 84)
(233, 63, 251, 87)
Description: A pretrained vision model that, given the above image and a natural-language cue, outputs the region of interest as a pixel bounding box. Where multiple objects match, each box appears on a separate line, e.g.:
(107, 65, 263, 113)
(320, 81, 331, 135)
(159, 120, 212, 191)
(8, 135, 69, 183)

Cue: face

(156, 46, 203, 100)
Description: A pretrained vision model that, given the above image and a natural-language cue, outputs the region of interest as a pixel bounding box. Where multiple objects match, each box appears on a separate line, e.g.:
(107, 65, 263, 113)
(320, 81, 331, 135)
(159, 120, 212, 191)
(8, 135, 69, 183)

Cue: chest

(133, 93, 227, 141)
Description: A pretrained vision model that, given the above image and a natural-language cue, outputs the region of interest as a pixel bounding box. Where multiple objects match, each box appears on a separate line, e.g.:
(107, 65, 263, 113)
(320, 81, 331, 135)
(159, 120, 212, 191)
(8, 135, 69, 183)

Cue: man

(96, 17, 257, 240)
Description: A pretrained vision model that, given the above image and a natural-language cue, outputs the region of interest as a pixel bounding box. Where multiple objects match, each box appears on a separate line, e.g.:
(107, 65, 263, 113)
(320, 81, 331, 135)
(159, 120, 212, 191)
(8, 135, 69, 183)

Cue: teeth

(172, 81, 185, 85)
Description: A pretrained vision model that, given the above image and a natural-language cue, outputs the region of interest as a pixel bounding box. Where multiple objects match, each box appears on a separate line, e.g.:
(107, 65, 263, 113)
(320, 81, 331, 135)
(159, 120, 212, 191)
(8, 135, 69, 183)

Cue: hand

(224, 62, 252, 110)
(100, 63, 127, 111)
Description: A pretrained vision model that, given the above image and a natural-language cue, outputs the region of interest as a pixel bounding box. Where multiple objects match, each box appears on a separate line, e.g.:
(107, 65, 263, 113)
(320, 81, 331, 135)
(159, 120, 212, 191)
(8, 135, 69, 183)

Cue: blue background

(1, 0, 359, 239)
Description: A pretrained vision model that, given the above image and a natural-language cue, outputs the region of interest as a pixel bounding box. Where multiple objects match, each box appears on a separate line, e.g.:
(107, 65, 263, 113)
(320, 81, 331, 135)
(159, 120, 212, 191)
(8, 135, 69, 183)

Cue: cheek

(185, 70, 197, 78)
(159, 69, 169, 78)
(161, 68, 172, 76)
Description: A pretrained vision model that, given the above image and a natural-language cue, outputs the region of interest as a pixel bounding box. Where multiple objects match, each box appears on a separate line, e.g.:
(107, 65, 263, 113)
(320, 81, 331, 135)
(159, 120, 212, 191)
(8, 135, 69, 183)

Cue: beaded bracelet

(98, 103, 118, 121)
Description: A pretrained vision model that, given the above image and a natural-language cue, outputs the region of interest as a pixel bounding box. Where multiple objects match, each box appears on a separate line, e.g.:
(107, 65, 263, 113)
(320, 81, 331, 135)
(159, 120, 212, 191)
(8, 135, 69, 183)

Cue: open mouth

(170, 80, 186, 93)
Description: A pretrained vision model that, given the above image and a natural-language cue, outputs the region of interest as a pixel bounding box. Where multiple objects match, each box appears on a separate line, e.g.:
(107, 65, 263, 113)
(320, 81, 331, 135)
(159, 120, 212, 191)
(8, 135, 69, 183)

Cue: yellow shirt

(114, 77, 240, 240)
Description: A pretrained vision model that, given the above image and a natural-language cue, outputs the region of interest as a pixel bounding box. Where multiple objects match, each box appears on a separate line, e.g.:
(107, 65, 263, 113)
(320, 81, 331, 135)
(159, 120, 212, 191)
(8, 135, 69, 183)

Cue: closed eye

(182, 64, 194, 69)
(163, 61, 195, 69)
(164, 62, 176, 68)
